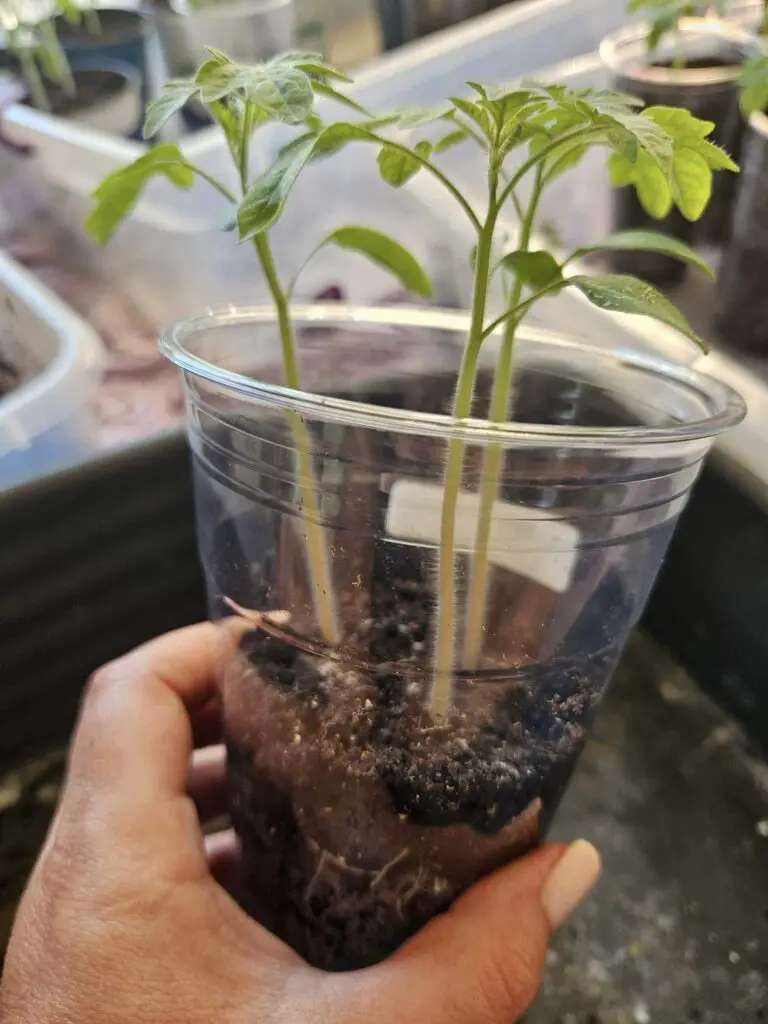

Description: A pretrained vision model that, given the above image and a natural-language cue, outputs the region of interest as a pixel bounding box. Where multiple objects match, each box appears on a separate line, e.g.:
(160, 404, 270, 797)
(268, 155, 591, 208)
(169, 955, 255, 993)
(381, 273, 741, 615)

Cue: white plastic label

(385, 479, 580, 594)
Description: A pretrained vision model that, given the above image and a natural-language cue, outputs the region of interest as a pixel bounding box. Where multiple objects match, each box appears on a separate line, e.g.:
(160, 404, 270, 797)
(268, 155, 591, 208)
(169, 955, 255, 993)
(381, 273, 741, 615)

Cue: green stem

(481, 278, 568, 340)
(462, 164, 545, 668)
(38, 19, 75, 95)
(19, 49, 49, 111)
(673, 34, 686, 71)
(185, 163, 237, 204)
(497, 126, 604, 211)
(430, 170, 499, 720)
(366, 132, 482, 232)
(238, 101, 339, 645)
(84, 6, 101, 34)
(239, 101, 254, 189)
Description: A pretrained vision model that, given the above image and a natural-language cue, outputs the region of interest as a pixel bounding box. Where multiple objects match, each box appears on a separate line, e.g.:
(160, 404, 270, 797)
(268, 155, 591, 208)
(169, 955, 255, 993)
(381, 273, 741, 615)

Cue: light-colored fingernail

(541, 840, 602, 929)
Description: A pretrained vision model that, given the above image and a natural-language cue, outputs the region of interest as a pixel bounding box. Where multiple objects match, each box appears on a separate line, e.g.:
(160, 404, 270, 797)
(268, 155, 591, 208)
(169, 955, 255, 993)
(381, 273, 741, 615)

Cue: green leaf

(377, 140, 432, 187)
(310, 80, 370, 116)
(570, 274, 706, 349)
(642, 105, 738, 220)
(234, 64, 315, 125)
(607, 152, 634, 188)
(574, 230, 714, 279)
(268, 50, 352, 83)
(237, 133, 317, 239)
(634, 148, 674, 218)
(500, 250, 563, 289)
(322, 226, 432, 298)
(204, 47, 233, 65)
(396, 103, 452, 129)
(207, 97, 242, 159)
(85, 144, 194, 245)
(312, 120, 373, 157)
(646, 106, 738, 171)
(609, 148, 673, 219)
(450, 96, 494, 140)
(434, 127, 469, 152)
(143, 80, 197, 139)
(671, 148, 712, 220)
(739, 55, 768, 118)
(195, 58, 239, 103)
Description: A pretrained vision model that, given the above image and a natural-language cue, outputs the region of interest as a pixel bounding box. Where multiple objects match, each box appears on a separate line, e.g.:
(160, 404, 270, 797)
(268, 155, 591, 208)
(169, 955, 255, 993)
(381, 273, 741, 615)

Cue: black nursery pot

(25, 61, 143, 138)
(161, 306, 743, 972)
(601, 18, 756, 280)
(54, 7, 150, 98)
(715, 110, 768, 351)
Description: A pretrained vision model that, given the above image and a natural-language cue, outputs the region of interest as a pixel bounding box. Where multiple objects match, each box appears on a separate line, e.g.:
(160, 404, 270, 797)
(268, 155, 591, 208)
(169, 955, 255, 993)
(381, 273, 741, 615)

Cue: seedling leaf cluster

(87, 50, 733, 718)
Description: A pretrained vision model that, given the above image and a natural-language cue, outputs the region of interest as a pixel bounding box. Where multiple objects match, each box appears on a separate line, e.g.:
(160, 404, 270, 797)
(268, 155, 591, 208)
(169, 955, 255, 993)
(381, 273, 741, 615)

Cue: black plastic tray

(0, 431, 206, 775)
(1, 432, 767, 776)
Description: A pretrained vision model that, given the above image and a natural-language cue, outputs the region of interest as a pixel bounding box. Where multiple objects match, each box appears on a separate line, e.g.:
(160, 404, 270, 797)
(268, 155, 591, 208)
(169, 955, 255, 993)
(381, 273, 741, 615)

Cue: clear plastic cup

(162, 304, 745, 971)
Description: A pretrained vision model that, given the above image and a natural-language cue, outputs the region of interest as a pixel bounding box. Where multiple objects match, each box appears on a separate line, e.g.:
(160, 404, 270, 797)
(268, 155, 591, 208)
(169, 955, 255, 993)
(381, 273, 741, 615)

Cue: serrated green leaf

(450, 96, 494, 140)
(395, 103, 453, 130)
(237, 133, 317, 239)
(195, 58, 239, 102)
(635, 149, 674, 218)
(570, 274, 706, 349)
(671, 148, 712, 220)
(86, 144, 194, 245)
(234, 64, 314, 125)
(434, 127, 469, 152)
(646, 105, 713, 140)
(739, 55, 768, 118)
(467, 81, 489, 100)
(646, 106, 738, 171)
(268, 50, 352, 83)
(377, 140, 431, 187)
(312, 120, 372, 157)
(612, 146, 673, 219)
(501, 250, 563, 289)
(574, 230, 714, 279)
(143, 79, 197, 139)
(323, 226, 432, 298)
(205, 47, 233, 65)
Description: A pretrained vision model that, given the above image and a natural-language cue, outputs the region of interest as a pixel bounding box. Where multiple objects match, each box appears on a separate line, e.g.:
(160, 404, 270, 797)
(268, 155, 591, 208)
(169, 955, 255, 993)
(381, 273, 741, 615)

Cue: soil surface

(34, 69, 129, 119)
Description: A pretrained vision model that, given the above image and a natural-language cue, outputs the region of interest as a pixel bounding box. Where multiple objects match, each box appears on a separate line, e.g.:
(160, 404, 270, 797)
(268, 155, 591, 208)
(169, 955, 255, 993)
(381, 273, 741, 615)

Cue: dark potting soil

(212, 366, 640, 970)
(25, 69, 127, 118)
(225, 568, 625, 971)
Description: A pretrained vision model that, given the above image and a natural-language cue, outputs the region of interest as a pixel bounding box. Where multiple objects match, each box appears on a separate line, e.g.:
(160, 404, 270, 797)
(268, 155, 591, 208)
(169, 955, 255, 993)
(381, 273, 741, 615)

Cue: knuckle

(84, 660, 124, 705)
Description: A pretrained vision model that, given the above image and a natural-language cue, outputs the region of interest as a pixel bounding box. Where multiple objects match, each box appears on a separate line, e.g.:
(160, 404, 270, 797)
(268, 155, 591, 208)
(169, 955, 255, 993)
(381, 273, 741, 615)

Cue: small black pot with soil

(715, 109, 768, 351)
(600, 18, 757, 283)
(167, 310, 742, 972)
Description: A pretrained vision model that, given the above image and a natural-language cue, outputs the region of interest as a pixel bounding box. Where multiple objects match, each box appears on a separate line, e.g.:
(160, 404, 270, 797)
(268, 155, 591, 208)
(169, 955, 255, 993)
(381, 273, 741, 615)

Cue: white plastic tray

(0, 251, 103, 490)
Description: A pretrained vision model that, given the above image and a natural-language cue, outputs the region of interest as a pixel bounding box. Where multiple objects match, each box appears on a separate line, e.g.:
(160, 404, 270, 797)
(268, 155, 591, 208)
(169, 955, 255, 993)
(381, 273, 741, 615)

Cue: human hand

(0, 623, 601, 1024)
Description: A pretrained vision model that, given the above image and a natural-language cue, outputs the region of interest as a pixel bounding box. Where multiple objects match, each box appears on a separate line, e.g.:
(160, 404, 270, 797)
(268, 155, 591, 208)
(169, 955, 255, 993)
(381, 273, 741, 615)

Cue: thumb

(356, 840, 601, 1024)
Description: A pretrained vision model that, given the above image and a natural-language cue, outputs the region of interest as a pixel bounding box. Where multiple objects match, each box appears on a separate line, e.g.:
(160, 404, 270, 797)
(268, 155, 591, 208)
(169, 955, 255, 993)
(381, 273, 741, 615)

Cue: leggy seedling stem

(431, 166, 500, 718)
(240, 100, 340, 645)
(462, 163, 546, 669)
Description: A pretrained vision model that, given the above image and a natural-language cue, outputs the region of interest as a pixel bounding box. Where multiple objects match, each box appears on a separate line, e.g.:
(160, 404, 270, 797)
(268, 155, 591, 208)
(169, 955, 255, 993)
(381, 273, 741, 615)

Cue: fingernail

(541, 840, 602, 929)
